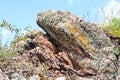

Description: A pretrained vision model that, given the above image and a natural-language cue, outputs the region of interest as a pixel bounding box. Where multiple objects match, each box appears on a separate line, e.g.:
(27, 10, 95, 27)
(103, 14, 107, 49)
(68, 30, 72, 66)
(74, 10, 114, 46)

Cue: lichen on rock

(2, 10, 119, 80)
(36, 10, 118, 79)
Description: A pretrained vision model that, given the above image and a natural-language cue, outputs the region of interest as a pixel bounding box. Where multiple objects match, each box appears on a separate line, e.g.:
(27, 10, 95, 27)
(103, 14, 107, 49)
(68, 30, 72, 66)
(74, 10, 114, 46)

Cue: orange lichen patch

(65, 21, 95, 54)
(70, 27, 77, 36)
(68, 22, 88, 45)
(70, 26, 89, 47)
(69, 24, 95, 54)
(77, 34, 89, 48)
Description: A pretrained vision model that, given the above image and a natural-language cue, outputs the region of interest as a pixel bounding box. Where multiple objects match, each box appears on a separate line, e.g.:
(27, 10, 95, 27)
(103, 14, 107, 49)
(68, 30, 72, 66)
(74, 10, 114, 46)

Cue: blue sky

(0, 0, 120, 46)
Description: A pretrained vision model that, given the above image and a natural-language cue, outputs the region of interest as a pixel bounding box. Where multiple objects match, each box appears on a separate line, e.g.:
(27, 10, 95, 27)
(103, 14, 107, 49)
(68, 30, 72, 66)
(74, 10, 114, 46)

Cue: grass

(0, 48, 17, 59)
(102, 18, 120, 38)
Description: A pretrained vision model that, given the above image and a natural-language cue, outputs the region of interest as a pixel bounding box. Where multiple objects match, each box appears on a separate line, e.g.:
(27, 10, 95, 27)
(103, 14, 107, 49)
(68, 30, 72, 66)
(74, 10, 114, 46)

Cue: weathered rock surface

(1, 10, 120, 80)
(36, 10, 118, 79)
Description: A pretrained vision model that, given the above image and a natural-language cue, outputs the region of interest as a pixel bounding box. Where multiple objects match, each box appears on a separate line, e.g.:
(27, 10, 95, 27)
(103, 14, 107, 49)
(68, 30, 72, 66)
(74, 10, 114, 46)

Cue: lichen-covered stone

(37, 10, 118, 79)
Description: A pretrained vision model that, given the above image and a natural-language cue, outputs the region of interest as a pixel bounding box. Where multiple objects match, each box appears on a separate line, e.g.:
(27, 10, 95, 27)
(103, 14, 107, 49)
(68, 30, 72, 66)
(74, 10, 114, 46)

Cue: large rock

(36, 10, 118, 79)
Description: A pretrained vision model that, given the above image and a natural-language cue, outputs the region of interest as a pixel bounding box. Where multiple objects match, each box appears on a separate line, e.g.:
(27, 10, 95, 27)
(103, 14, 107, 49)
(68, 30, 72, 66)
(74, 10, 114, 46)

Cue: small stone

(55, 76, 66, 80)
(29, 75, 40, 80)
(11, 73, 26, 80)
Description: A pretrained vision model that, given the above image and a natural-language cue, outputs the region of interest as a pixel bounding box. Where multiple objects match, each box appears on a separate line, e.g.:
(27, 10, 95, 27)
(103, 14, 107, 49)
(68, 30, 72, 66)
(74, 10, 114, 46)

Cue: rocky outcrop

(36, 10, 118, 79)
(1, 10, 119, 80)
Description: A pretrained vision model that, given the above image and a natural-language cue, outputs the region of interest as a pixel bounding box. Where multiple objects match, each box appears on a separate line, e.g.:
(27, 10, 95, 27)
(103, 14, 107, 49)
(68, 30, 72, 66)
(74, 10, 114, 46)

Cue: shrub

(0, 20, 32, 59)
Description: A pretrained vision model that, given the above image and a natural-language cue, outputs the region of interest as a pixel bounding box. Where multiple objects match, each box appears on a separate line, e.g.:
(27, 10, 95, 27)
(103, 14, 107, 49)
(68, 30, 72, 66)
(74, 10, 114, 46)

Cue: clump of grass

(0, 48, 17, 68)
(102, 17, 120, 38)
(0, 48, 17, 59)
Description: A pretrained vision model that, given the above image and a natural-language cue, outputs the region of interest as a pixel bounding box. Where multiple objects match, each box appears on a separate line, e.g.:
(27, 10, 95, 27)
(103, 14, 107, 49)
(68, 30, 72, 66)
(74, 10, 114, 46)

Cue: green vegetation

(102, 18, 120, 38)
(0, 20, 20, 59)
(0, 48, 17, 59)
(0, 20, 20, 34)
(0, 20, 32, 59)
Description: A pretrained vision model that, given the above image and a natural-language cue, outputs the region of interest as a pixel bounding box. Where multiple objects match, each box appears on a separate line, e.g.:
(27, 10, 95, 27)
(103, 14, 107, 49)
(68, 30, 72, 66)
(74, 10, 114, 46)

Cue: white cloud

(0, 29, 13, 45)
(101, 0, 120, 19)
(68, 0, 73, 5)
(1, 29, 11, 37)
